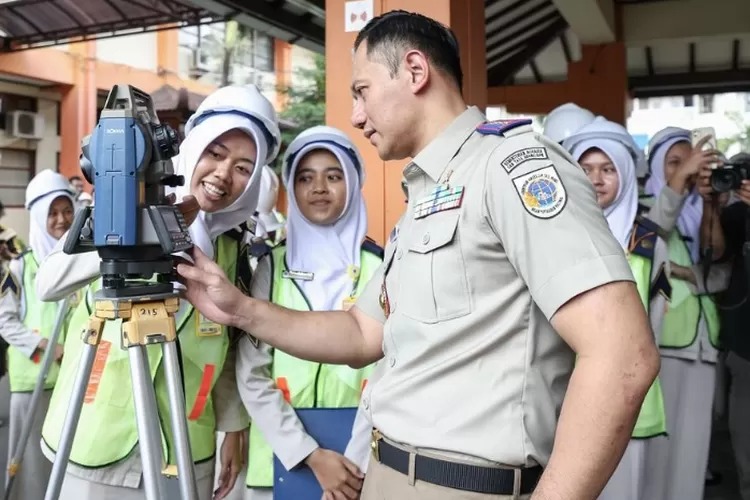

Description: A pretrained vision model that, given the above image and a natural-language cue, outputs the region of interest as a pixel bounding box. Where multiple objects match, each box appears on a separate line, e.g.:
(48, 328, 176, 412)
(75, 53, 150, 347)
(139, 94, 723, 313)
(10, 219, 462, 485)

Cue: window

(684, 95, 695, 107)
(699, 95, 714, 114)
(745, 93, 750, 112)
(636, 98, 649, 110)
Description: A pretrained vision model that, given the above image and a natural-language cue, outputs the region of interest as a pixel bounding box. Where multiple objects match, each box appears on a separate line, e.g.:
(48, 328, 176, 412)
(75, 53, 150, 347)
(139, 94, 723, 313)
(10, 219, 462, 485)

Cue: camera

(710, 158, 750, 193)
(64, 85, 193, 298)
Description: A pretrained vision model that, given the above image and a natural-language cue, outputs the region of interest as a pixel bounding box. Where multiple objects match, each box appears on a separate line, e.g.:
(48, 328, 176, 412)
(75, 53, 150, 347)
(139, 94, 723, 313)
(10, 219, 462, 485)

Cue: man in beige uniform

(178, 11, 660, 500)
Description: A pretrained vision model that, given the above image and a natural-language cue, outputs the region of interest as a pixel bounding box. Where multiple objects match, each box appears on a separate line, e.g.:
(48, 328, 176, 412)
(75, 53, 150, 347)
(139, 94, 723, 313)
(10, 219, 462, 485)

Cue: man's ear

(403, 50, 429, 94)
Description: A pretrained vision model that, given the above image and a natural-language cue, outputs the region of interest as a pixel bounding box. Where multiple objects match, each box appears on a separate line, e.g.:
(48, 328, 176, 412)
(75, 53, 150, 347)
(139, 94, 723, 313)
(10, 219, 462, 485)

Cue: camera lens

(711, 169, 739, 193)
(153, 124, 180, 159)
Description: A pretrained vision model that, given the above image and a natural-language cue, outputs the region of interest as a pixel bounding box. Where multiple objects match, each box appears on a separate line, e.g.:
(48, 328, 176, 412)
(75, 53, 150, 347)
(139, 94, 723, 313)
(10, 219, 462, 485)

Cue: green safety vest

(659, 230, 720, 349)
(246, 240, 383, 488)
(628, 218, 669, 438)
(42, 233, 244, 468)
(7, 253, 70, 393)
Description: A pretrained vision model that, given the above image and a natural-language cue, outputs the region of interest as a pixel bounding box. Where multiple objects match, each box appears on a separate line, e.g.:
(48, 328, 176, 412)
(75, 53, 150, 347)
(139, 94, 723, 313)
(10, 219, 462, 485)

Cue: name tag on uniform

(282, 270, 314, 281)
(195, 312, 222, 337)
(414, 184, 464, 220)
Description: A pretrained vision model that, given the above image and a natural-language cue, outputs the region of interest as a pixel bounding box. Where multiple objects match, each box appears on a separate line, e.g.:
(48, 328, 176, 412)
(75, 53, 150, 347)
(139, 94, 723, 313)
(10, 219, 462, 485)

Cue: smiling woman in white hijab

(234, 125, 382, 500)
(636, 127, 729, 500)
(0, 169, 75, 500)
(565, 118, 674, 500)
(34, 84, 281, 500)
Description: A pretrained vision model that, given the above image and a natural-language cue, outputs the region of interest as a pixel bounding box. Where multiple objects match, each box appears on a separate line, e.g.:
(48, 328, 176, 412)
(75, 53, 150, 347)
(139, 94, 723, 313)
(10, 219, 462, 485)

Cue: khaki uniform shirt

(354, 107, 634, 468)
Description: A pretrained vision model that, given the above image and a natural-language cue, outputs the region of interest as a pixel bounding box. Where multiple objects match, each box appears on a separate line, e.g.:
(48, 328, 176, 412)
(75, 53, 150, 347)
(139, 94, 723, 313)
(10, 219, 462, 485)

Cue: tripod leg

(162, 341, 199, 500)
(5, 297, 70, 500)
(128, 346, 167, 500)
(44, 315, 103, 500)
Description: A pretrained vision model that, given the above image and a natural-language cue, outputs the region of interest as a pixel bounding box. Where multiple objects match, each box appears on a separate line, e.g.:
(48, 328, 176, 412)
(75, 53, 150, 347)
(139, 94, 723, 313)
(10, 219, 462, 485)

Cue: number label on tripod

(139, 307, 159, 316)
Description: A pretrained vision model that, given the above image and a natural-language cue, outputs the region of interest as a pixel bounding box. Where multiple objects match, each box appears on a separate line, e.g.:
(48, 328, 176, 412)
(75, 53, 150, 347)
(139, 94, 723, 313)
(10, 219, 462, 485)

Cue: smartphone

(691, 127, 718, 168)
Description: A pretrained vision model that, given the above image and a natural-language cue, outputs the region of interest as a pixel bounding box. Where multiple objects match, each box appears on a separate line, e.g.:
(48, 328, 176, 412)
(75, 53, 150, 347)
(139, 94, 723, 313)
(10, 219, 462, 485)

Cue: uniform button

(422, 233, 430, 245)
(396, 249, 403, 259)
(363, 398, 369, 409)
(389, 356, 396, 367)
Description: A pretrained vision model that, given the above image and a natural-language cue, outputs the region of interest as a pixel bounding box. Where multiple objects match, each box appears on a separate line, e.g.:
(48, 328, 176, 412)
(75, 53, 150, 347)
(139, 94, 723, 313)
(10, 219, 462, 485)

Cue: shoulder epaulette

(362, 237, 384, 259)
(629, 217, 659, 260)
(476, 119, 532, 136)
(0, 268, 20, 299)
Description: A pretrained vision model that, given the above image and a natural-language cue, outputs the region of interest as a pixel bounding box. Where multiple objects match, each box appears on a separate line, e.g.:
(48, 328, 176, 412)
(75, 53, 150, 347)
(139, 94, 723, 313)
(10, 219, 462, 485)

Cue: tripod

(4, 296, 70, 500)
(44, 290, 199, 500)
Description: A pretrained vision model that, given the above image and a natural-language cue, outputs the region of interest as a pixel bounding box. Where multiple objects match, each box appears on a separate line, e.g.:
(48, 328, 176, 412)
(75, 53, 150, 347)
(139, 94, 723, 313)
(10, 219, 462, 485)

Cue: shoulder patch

(511, 165, 567, 219)
(476, 119, 532, 136)
(362, 237, 384, 260)
(0, 269, 20, 299)
(501, 147, 549, 173)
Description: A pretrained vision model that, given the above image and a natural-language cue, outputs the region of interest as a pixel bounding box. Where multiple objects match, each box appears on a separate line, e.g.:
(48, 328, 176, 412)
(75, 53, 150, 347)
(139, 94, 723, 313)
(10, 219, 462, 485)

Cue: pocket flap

(408, 213, 459, 254)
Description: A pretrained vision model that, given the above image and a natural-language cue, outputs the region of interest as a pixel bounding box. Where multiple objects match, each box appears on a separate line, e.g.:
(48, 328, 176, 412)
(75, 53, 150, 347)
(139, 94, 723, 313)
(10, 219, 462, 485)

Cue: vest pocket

(399, 212, 471, 323)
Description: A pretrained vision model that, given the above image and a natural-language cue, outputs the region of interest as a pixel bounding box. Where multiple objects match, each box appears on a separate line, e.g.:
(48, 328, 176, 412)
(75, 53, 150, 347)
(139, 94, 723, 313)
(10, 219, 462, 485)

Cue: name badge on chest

(282, 270, 314, 281)
(195, 312, 222, 337)
(414, 184, 465, 220)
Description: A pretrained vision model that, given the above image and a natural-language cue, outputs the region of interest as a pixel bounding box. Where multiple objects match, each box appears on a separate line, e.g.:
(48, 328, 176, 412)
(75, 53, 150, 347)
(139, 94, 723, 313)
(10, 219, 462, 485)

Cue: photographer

(701, 152, 750, 500)
(35, 84, 280, 500)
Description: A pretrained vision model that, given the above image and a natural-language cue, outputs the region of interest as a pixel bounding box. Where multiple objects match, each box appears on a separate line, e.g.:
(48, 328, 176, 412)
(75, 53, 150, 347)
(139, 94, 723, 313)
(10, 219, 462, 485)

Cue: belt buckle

(371, 429, 382, 462)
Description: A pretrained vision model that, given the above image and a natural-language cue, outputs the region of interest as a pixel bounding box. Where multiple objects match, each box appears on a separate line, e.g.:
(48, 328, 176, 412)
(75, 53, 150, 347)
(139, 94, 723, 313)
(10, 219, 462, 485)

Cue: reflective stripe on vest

(660, 230, 720, 349)
(42, 234, 239, 468)
(628, 253, 667, 438)
(7, 253, 66, 393)
(246, 244, 382, 488)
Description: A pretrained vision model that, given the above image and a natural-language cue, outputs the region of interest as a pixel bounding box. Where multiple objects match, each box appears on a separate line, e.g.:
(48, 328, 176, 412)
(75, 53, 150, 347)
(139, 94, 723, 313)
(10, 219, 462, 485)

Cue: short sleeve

(354, 262, 386, 323)
(483, 132, 635, 319)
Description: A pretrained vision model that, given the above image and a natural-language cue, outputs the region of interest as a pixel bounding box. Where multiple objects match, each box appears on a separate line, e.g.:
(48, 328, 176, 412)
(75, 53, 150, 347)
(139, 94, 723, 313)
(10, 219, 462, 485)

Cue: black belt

(372, 436, 542, 495)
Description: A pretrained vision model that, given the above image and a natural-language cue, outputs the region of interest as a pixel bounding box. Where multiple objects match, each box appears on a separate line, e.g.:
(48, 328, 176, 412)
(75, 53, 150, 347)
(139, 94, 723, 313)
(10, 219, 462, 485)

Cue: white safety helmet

(543, 103, 596, 144)
(563, 116, 648, 177)
(281, 126, 365, 186)
(25, 169, 75, 210)
(185, 84, 282, 166)
(257, 165, 283, 232)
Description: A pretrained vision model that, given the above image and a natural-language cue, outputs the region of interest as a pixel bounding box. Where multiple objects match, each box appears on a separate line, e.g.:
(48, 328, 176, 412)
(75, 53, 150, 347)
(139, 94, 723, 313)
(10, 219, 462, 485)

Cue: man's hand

(306, 448, 364, 500)
(176, 246, 247, 328)
(670, 136, 720, 194)
(736, 180, 750, 206)
(669, 262, 697, 285)
(214, 431, 245, 499)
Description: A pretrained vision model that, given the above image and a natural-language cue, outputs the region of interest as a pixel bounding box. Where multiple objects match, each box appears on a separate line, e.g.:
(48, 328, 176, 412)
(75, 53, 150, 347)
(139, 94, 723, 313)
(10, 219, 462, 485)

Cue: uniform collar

(409, 106, 487, 182)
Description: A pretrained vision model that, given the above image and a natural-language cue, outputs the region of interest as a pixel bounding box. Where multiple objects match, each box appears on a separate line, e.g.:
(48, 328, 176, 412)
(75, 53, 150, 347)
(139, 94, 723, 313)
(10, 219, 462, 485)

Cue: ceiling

(1, 0, 748, 98)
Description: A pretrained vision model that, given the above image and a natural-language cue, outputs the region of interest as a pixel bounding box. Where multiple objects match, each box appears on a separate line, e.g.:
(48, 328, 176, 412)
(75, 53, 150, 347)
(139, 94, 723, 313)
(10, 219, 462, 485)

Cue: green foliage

(720, 110, 750, 155)
(278, 53, 326, 148)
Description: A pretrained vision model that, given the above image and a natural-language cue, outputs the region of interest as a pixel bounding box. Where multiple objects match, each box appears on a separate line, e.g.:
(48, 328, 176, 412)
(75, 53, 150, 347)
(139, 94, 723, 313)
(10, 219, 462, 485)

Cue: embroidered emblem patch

(413, 184, 464, 220)
(501, 147, 549, 173)
(512, 165, 567, 219)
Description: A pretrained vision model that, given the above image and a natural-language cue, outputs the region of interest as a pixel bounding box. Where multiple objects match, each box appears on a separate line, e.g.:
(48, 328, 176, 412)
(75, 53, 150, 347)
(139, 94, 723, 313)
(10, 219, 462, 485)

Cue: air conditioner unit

(5, 111, 45, 140)
(188, 48, 211, 78)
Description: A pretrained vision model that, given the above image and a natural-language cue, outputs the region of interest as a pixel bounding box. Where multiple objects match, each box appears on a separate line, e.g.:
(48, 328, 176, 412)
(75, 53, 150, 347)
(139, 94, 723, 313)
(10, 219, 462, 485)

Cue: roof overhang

(0, 0, 227, 51)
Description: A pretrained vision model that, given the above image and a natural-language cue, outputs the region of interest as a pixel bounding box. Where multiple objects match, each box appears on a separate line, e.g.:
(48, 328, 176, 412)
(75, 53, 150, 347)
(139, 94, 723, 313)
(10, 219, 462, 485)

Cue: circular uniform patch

(512, 165, 567, 219)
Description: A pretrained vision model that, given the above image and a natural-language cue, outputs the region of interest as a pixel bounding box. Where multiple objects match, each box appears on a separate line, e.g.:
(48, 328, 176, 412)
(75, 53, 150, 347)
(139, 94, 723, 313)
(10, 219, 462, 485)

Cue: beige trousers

(361, 455, 532, 500)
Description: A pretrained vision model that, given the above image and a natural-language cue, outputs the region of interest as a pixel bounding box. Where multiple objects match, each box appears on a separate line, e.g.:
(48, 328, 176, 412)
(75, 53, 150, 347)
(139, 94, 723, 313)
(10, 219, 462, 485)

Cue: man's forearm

(235, 299, 380, 367)
(532, 354, 658, 499)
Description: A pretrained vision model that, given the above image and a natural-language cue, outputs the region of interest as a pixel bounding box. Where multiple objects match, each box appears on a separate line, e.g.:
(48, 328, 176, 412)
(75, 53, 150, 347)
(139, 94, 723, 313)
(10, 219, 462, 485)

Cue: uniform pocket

(399, 212, 471, 323)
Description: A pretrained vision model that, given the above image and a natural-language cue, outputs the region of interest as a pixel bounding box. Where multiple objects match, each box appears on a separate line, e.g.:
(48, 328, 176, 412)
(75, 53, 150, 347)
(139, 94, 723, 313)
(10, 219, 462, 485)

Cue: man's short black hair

(353, 10, 463, 91)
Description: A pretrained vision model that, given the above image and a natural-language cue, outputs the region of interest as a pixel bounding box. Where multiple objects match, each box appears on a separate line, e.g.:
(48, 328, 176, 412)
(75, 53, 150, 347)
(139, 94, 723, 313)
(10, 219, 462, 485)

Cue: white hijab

(285, 141, 368, 312)
(645, 132, 702, 262)
(573, 139, 638, 249)
(27, 179, 75, 263)
(170, 113, 269, 259)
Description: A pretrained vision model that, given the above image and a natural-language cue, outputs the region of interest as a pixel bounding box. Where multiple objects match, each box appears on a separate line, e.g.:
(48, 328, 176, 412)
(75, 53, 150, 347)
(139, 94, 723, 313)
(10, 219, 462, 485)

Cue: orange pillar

(325, 0, 486, 245)
(274, 40, 293, 111)
(157, 28, 179, 76)
(59, 41, 97, 184)
(567, 43, 628, 125)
